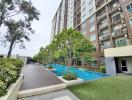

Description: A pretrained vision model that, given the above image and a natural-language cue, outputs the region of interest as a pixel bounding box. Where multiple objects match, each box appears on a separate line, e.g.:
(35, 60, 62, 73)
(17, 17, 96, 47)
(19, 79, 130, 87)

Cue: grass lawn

(68, 76, 132, 100)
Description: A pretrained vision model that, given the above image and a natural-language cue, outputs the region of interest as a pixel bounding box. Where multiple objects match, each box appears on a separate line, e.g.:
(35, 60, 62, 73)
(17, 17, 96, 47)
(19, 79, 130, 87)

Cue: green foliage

(0, 58, 23, 97)
(47, 66, 53, 69)
(63, 73, 77, 80)
(33, 29, 93, 66)
(100, 66, 106, 73)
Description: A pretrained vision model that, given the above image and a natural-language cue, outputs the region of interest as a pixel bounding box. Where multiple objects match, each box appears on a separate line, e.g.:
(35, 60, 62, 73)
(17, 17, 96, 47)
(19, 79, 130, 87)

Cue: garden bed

(0, 75, 23, 100)
(0, 58, 23, 97)
(58, 76, 83, 87)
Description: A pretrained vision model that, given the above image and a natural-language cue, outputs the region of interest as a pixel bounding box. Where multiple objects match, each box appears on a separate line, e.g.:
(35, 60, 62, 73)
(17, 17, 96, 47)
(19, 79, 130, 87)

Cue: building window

(90, 34, 96, 41)
(112, 14, 121, 22)
(89, 8, 94, 15)
(115, 39, 127, 47)
(89, 15, 94, 23)
(81, 21, 86, 35)
(89, 0, 93, 4)
(126, 3, 132, 12)
(129, 17, 132, 27)
(89, 15, 95, 32)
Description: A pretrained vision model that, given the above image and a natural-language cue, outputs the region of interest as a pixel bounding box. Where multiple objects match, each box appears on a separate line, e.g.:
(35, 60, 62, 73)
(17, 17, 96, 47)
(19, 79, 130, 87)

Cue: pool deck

(20, 64, 63, 91)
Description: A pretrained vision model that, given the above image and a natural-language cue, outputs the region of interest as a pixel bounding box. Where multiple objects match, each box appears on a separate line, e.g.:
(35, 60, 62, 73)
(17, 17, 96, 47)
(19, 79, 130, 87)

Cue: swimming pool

(48, 64, 108, 81)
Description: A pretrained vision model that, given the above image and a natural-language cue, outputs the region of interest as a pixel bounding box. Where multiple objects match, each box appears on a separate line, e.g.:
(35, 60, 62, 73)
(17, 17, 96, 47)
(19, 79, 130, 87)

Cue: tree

(0, 0, 40, 57)
(0, 0, 39, 26)
(34, 28, 94, 67)
(4, 20, 33, 57)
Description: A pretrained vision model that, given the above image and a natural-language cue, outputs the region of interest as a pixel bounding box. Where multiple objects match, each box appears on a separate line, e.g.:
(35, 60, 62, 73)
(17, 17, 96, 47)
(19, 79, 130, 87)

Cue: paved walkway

(18, 89, 79, 100)
(20, 64, 63, 91)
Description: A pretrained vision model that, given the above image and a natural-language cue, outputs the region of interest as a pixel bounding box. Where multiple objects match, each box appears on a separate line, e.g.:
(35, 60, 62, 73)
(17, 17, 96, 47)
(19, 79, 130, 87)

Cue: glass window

(129, 18, 132, 27)
(90, 34, 96, 41)
(90, 26, 95, 32)
(115, 39, 127, 47)
(89, 15, 95, 32)
(81, 21, 87, 35)
(126, 3, 132, 12)
(112, 14, 121, 22)
(89, 15, 94, 23)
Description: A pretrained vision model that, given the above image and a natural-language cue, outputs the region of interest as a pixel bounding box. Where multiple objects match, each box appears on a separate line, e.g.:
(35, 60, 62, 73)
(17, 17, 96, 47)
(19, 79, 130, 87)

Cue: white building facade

(67, 0, 74, 28)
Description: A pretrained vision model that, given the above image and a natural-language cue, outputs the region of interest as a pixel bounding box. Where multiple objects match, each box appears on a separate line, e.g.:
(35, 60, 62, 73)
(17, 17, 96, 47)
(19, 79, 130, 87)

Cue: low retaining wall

(18, 83, 66, 99)
(0, 75, 24, 100)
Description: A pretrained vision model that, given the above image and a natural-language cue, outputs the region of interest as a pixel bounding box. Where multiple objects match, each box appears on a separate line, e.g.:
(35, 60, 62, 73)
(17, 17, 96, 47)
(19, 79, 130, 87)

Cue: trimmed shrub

(0, 58, 23, 97)
(100, 66, 106, 73)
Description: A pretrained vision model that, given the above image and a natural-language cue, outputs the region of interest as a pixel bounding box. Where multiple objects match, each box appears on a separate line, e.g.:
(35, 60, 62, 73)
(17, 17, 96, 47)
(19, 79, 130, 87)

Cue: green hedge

(100, 66, 106, 73)
(0, 58, 23, 97)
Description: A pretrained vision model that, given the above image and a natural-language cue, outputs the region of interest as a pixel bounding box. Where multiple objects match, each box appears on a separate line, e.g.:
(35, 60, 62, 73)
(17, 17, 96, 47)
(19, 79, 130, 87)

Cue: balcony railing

(99, 34, 110, 41)
(112, 28, 128, 37)
(110, 14, 124, 26)
(108, 3, 121, 14)
(97, 12, 107, 20)
(96, 0, 105, 9)
(99, 22, 108, 30)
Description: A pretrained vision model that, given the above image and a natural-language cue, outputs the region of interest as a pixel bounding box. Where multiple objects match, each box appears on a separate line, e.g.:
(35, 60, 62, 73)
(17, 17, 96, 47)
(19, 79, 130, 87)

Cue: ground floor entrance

(104, 45, 132, 75)
(115, 57, 132, 73)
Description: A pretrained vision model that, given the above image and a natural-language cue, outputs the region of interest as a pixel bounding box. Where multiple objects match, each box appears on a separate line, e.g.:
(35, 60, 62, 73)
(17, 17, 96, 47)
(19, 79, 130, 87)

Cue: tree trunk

(7, 40, 15, 58)
(81, 57, 84, 67)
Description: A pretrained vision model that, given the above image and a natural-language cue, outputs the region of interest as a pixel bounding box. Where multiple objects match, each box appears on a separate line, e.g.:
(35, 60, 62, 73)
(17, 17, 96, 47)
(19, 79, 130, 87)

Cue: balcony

(108, 3, 121, 15)
(100, 43, 112, 52)
(96, 0, 105, 9)
(99, 34, 110, 42)
(99, 22, 108, 30)
(110, 14, 125, 26)
(112, 28, 128, 38)
(97, 12, 107, 21)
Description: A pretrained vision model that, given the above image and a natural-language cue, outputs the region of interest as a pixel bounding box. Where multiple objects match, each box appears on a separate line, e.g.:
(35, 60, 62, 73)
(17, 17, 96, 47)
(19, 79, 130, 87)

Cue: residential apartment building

(51, 0, 132, 72)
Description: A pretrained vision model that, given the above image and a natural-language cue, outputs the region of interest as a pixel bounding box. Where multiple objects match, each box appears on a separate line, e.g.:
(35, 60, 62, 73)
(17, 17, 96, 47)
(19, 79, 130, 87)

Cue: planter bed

(58, 76, 84, 87)
(45, 68, 57, 71)
(0, 75, 24, 100)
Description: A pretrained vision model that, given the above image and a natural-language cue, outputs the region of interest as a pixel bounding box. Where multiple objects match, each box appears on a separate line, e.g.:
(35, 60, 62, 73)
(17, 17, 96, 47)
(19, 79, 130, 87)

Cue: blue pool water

(48, 64, 108, 81)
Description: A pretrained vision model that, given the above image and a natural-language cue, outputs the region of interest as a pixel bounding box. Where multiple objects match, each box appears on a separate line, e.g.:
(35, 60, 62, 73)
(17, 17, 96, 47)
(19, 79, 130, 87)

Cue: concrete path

(20, 64, 63, 91)
(18, 89, 80, 100)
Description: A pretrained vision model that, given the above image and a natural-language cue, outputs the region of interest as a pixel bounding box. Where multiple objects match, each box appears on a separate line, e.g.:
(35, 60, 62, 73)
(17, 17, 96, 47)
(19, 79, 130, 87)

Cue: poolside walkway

(18, 89, 79, 100)
(20, 64, 63, 91)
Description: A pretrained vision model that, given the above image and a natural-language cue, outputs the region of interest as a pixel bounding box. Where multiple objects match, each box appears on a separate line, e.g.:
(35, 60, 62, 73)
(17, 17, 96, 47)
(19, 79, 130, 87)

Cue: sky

(0, 0, 61, 57)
